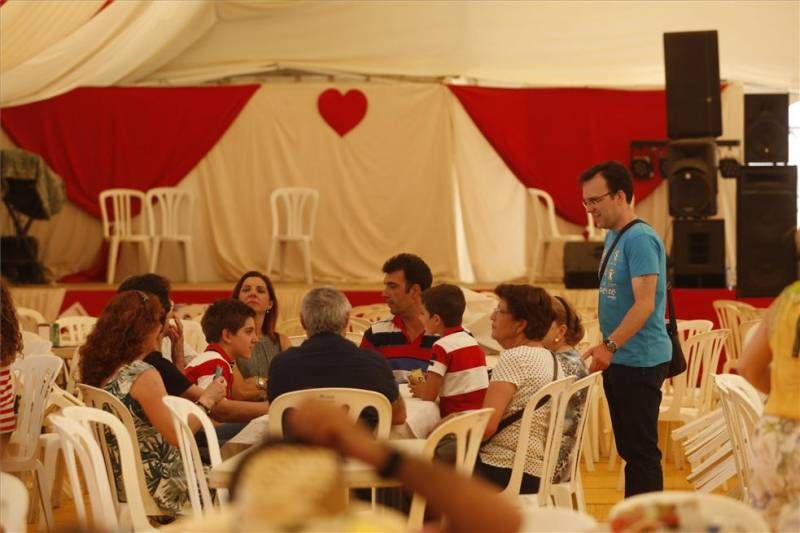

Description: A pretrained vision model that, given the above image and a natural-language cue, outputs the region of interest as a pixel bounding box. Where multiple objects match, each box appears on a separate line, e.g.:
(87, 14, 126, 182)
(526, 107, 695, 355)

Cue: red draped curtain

(1, 85, 259, 218)
(449, 86, 669, 225)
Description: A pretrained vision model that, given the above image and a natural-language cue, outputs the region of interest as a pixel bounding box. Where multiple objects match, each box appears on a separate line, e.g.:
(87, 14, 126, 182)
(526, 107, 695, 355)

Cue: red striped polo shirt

(0, 365, 16, 434)
(361, 315, 437, 382)
(183, 344, 235, 398)
(428, 326, 489, 417)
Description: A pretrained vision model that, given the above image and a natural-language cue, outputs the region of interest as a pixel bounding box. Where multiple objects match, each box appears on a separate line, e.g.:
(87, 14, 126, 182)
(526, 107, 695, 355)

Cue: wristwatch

(603, 338, 618, 354)
(256, 376, 268, 391)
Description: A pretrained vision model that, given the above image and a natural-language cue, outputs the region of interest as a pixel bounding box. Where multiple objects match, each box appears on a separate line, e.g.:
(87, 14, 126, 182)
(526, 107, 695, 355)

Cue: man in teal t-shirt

(580, 161, 671, 497)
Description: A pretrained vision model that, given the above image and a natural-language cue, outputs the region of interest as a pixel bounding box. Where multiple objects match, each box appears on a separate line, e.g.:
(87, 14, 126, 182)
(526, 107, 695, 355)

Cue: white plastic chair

(500, 375, 576, 505)
(55, 315, 96, 346)
(527, 188, 584, 283)
(0, 355, 62, 530)
(608, 491, 769, 532)
(278, 318, 306, 337)
(0, 472, 29, 533)
(546, 373, 602, 512)
(162, 396, 226, 519)
(15, 306, 45, 332)
(407, 408, 494, 529)
(77, 384, 167, 519)
(287, 334, 306, 347)
(181, 319, 208, 354)
(518, 506, 598, 532)
(54, 406, 154, 532)
(99, 189, 152, 285)
(266, 187, 319, 284)
(40, 385, 84, 510)
(713, 300, 761, 373)
(20, 330, 52, 357)
(146, 187, 197, 282)
(268, 387, 391, 439)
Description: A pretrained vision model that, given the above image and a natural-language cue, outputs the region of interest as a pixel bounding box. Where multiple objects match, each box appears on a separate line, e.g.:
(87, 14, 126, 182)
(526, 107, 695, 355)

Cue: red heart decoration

(317, 89, 368, 136)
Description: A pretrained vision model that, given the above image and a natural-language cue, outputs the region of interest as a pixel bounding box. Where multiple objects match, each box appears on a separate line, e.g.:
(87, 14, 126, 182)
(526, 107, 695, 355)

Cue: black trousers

(603, 361, 669, 498)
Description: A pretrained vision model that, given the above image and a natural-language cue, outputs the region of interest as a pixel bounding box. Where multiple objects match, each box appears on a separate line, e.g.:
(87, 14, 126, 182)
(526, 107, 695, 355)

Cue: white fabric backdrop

(0, 82, 743, 284)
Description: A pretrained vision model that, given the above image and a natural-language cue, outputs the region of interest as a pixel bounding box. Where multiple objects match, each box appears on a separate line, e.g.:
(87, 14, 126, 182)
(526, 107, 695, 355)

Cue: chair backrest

(268, 387, 392, 439)
(713, 300, 761, 370)
(528, 188, 561, 240)
(738, 318, 761, 353)
(58, 406, 154, 532)
(20, 330, 52, 357)
(552, 373, 602, 492)
(677, 319, 714, 348)
(663, 329, 728, 417)
(162, 396, 224, 519)
(270, 187, 319, 239)
(0, 472, 29, 533)
(181, 319, 208, 353)
(6, 355, 62, 461)
(48, 413, 121, 531)
(407, 408, 494, 529)
(77, 383, 164, 517)
(15, 306, 45, 331)
(347, 316, 372, 334)
(502, 375, 576, 502)
(344, 331, 364, 346)
(99, 188, 148, 239)
(56, 315, 96, 346)
(145, 187, 194, 239)
(608, 491, 769, 532)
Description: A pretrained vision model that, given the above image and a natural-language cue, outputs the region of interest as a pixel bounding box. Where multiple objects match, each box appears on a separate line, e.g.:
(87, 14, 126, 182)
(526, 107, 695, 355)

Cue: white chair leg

(582, 436, 595, 471)
(266, 239, 278, 277)
(531, 241, 545, 283)
(279, 242, 288, 280)
(184, 241, 197, 283)
(34, 461, 54, 531)
(106, 238, 120, 284)
(141, 239, 152, 274)
(40, 434, 63, 507)
(301, 240, 312, 284)
(149, 237, 161, 273)
(617, 461, 625, 492)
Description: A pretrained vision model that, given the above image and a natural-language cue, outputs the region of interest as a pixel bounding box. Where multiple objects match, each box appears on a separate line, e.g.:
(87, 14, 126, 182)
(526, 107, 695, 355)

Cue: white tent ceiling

(1, 0, 798, 106)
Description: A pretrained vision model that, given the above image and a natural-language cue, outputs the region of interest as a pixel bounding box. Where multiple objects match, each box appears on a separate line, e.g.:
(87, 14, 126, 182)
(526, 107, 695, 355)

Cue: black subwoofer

(564, 241, 604, 289)
(737, 166, 797, 297)
(672, 219, 726, 288)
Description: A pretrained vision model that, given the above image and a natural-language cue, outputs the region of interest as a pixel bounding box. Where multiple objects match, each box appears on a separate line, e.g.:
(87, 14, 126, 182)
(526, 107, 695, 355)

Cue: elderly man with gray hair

(267, 287, 406, 426)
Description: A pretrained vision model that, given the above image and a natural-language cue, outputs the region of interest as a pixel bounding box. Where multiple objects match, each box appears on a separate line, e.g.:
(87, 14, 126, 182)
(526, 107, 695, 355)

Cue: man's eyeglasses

(581, 191, 613, 208)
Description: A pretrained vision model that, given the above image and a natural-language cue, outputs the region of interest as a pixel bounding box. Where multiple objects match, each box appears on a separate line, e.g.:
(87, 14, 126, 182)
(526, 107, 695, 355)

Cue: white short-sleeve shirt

(479, 345, 561, 477)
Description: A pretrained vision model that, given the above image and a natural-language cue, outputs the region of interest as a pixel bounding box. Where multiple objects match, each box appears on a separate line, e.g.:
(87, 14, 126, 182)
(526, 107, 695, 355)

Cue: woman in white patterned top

(476, 284, 562, 494)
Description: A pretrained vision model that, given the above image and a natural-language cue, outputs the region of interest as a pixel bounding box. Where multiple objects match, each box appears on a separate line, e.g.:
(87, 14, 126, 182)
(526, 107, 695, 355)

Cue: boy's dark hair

(578, 160, 634, 204)
(493, 284, 554, 340)
(421, 284, 465, 328)
(118, 274, 172, 313)
(201, 298, 256, 343)
(382, 253, 432, 292)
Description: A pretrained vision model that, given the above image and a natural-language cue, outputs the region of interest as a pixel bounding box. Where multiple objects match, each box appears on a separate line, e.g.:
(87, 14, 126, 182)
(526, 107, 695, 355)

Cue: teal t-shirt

(598, 221, 671, 367)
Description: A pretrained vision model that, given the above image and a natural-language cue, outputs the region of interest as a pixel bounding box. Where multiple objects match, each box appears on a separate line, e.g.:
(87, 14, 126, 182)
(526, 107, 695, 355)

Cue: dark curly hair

(232, 271, 280, 343)
(79, 291, 164, 387)
(1, 278, 21, 366)
(202, 298, 255, 344)
(494, 284, 554, 341)
(552, 295, 585, 347)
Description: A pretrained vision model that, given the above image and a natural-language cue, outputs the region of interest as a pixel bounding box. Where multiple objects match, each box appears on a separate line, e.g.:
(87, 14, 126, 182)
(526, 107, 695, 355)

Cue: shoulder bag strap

(598, 218, 644, 282)
(486, 351, 560, 441)
(666, 281, 678, 333)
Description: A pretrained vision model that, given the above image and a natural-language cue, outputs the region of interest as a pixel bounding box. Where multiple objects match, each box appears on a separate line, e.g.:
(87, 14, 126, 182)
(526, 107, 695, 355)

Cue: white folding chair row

(712, 299, 761, 373)
(15, 306, 45, 332)
(0, 355, 62, 531)
(40, 385, 84, 510)
(55, 315, 97, 346)
(527, 188, 584, 283)
(0, 472, 29, 533)
(715, 374, 763, 501)
(100, 187, 196, 284)
(49, 406, 154, 532)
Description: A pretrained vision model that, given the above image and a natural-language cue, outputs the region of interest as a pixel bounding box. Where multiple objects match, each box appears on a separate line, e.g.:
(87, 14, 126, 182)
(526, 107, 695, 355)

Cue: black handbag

(598, 219, 686, 377)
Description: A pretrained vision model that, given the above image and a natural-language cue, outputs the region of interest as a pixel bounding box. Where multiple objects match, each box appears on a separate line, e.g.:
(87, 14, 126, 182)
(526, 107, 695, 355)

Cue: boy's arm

(230, 366, 266, 401)
(409, 371, 443, 401)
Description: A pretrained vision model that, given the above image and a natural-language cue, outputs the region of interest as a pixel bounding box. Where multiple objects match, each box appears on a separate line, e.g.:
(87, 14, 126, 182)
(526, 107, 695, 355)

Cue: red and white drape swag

(0, 82, 735, 283)
(1, 85, 258, 218)
(449, 86, 669, 226)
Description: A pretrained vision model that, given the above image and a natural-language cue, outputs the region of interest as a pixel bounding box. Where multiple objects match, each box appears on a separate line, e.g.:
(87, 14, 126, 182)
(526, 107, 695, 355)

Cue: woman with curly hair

(231, 271, 290, 399)
(1, 278, 21, 435)
(79, 291, 224, 516)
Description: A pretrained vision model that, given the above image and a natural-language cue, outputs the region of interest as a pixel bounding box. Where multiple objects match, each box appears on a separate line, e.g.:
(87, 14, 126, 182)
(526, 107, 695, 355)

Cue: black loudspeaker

(663, 31, 722, 139)
(745, 94, 789, 163)
(737, 166, 797, 298)
(665, 139, 718, 217)
(0, 236, 46, 284)
(564, 241, 604, 289)
(672, 219, 726, 288)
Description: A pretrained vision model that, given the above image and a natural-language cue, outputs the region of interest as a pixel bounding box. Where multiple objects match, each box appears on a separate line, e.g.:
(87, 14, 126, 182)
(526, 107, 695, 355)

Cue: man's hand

(408, 380, 425, 399)
(583, 343, 613, 373)
(199, 376, 226, 407)
(165, 315, 186, 368)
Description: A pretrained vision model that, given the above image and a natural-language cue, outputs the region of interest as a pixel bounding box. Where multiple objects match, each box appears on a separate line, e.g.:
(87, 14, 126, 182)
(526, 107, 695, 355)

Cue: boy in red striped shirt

(409, 284, 488, 417)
